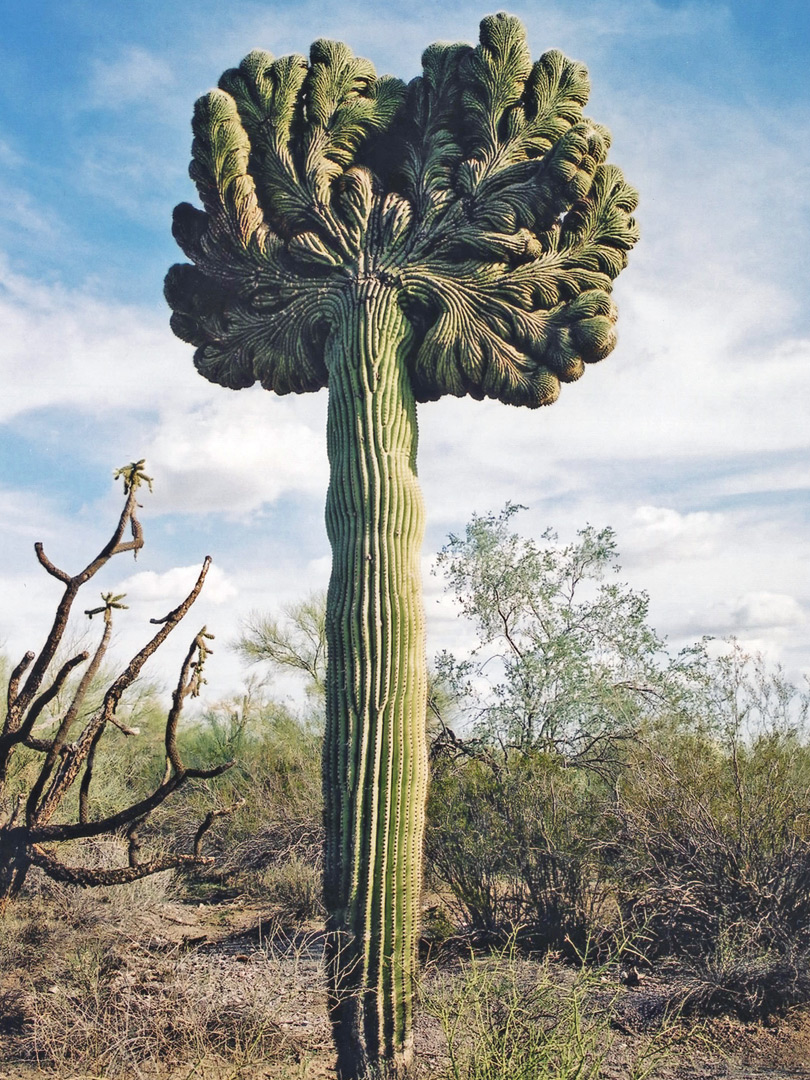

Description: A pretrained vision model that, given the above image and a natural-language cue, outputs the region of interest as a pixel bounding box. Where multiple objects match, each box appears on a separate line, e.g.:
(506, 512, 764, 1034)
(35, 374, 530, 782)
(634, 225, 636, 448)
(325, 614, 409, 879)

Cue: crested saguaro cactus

(165, 14, 638, 1075)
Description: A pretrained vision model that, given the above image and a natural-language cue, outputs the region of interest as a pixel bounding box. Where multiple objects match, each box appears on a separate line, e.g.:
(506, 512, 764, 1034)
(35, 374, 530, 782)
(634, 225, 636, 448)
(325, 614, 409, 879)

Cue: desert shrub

(150, 688, 324, 899)
(673, 924, 810, 1021)
(258, 854, 324, 920)
(427, 747, 610, 950)
(420, 937, 662, 1080)
(605, 644, 810, 1016)
(611, 732, 810, 955)
(434, 508, 675, 757)
(611, 645, 810, 957)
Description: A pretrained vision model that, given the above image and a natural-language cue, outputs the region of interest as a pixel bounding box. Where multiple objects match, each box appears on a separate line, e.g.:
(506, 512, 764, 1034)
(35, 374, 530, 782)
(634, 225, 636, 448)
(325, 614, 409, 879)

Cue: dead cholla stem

(194, 800, 246, 858)
(127, 822, 142, 866)
(24, 603, 116, 825)
(27, 843, 217, 887)
(0, 463, 237, 907)
(165, 627, 215, 773)
(2, 462, 145, 761)
(5, 652, 34, 723)
(27, 561, 214, 831)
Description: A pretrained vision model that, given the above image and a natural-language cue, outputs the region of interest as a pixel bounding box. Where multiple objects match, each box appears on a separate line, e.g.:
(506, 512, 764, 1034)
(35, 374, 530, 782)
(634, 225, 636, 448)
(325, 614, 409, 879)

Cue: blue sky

(1, 0, 808, 700)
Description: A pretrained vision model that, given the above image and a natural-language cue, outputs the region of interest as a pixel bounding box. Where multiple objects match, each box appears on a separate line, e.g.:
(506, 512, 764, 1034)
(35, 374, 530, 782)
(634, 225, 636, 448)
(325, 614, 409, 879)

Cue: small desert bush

(673, 925, 810, 1021)
(426, 746, 612, 951)
(611, 729, 810, 960)
(256, 853, 324, 921)
(603, 646, 810, 1017)
(421, 938, 659, 1080)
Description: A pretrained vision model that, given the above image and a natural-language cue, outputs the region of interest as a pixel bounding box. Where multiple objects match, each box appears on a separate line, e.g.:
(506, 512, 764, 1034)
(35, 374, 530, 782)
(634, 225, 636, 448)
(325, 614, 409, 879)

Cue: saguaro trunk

(323, 280, 429, 1077)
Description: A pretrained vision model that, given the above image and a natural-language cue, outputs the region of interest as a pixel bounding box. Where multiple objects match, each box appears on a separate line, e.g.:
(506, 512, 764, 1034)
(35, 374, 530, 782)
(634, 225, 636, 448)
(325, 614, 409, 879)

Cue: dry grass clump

(0, 870, 323, 1078)
(257, 853, 324, 922)
(22, 942, 296, 1076)
(420, 939, 660, 1080)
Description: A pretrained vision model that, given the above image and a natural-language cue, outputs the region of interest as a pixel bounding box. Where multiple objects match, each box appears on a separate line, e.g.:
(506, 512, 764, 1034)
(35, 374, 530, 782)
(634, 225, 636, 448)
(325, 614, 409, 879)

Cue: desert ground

(3, 872, 810, 1080)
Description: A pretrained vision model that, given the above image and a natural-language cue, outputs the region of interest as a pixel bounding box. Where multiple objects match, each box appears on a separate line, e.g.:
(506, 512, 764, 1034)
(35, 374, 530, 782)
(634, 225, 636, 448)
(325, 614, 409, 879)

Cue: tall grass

(421, 937, 664, 1080)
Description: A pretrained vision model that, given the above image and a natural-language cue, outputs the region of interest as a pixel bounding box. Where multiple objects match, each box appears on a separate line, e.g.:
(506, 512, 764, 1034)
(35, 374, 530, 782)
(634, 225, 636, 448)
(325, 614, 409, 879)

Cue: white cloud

(678, 589, 805, 640)
(0, 571, 64, 661)
(144, 391, 329, 515)
(305, 555, 332, 585)
(77, 135, 187, 218)
(0, 186, 56, 242)
(0, 257, 207, 423)
(88, 46, 177, 110)
(0, 261, 330, 517)
(211, 0, 729, 82)
(0, 487, 61, 545)
(667, 591, 807, 673)
(622, 506, 726, 563)
(116, 562, 237, 609)
(727, 592, 806, 632)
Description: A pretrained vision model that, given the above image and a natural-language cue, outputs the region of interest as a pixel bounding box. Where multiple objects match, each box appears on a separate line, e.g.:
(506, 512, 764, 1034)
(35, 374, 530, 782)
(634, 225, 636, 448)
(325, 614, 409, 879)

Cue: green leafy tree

(427, 507, 674, 944)
(165, 14, 638, 1075)
(234, 591, 328, 701)
(434, 505, 669, 754)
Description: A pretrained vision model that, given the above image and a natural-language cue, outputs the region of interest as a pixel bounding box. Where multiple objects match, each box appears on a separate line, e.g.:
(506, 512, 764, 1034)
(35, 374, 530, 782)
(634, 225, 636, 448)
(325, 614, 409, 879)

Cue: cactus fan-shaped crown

(165, 13, 639, 408)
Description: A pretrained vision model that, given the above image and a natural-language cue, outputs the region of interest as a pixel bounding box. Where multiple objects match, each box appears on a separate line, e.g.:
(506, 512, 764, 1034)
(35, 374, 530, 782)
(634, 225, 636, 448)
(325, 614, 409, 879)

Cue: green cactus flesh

(323, 282, 426, 1072)
(165, 14, 638, 1075)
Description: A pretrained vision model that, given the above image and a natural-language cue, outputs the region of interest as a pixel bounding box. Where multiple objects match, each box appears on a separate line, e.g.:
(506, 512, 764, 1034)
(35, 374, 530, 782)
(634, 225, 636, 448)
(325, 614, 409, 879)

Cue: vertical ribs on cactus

(165, 13, 638, 1076)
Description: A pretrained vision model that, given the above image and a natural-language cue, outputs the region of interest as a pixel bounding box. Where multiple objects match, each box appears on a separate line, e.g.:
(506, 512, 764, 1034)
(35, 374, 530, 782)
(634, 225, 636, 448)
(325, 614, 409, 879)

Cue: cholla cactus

(0, 465, 235, 910)
(166, 14, 638, 1076)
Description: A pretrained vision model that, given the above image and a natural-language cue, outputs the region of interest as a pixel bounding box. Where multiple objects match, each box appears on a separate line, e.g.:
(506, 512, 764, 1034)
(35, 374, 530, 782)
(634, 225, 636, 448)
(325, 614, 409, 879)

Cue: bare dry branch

(13, 652, 89, 751)
(194, 799, 246, 857)
(34, 543, 72, 584)
(4, 652, 34, 730)
(0, 464, 236, 906)
(25, 617, 113, 823)
(29, 843, 213, 887)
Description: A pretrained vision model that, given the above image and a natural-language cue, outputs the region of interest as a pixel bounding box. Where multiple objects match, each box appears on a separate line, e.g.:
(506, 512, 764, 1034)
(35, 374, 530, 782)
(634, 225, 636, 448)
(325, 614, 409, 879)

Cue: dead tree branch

(0, 462, 236, 908)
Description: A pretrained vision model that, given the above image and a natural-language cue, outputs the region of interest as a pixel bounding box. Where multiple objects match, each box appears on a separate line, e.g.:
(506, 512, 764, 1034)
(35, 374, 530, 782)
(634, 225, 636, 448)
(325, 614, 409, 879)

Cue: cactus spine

(165, 14, 638, 1075)
(323, 281, 427, 1072)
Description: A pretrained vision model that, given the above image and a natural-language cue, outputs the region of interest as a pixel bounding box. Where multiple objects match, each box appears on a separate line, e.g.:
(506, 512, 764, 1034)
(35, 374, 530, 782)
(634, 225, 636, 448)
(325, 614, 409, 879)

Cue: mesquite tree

(165, 14, 638, 1075)
(0, 462, 233, 909)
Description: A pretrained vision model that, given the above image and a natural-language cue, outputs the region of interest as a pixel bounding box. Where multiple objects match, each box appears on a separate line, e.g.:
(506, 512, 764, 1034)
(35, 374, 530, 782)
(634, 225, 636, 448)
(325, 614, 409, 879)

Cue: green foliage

(166, 13, 638, 408)
(112, 459, 153, 494)
(422, 938, 632, 1080)
(434, 504, 671, 753)
(234, 591, 327, 700)
(611, 642, 810, 967)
